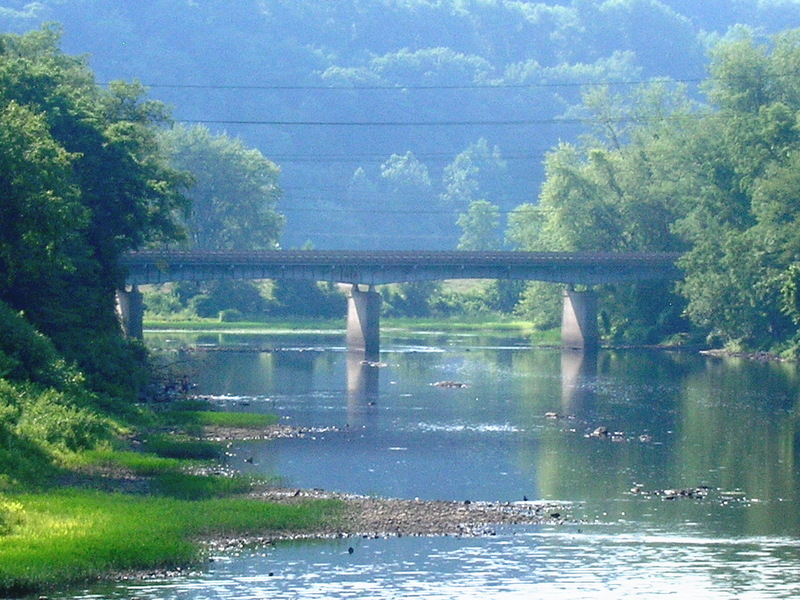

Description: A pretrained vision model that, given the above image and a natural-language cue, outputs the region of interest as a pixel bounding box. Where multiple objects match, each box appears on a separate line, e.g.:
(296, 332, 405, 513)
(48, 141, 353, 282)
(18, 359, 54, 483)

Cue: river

(67, 329, 800, 599)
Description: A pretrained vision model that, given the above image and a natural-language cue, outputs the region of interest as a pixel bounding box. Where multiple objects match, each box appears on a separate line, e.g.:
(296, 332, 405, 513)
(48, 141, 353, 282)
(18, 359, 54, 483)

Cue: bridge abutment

(116, 286, 144, 340)
(346, 284, 381, 358)
(561, 287, 599, 350)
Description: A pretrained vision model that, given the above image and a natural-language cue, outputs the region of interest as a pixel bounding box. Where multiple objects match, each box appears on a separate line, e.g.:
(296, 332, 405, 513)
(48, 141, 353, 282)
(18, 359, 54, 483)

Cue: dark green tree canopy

(0, 26, 188, 395)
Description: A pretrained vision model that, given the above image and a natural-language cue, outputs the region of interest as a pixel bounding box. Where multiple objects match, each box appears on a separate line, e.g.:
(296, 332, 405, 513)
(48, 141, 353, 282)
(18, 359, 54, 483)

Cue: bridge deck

(122, 250, 682, 286)
(123, 249, 680, 266)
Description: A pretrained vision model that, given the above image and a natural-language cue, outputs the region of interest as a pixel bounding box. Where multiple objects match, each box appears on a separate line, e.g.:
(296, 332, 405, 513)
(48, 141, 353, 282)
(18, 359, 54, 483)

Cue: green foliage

(457, 200, 502, 250)
(14, 388, 111, 454)
(218, 308, 243, 322)
(0, 26, 188, 398)
(515, 282, 564, 331)
(163, 411, 278, 429)
(0, 301, 76, 389)
(268, 280, 347, 319)
(426, 280, 525, 316)
(159, 124, 284, 250)
(501, 26, 800, 349)
(152, 473, 255, 500)
(73, 449, 186, 477)
(381, 281, 441, 318)
(670, 28, 800, 348)
(144, 434, 221, 461)
(441, 138, 510, 211)
(0, 393, 59, 488)
(189, 280, 268, 318)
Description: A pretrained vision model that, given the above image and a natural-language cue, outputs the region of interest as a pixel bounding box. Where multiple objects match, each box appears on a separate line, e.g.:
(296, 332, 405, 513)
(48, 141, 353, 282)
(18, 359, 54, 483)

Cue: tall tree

(0, 26, 188, 396)
(673, 28, 800, 349)
(457, 200, 501, 250)
(160, 124, 284, 250)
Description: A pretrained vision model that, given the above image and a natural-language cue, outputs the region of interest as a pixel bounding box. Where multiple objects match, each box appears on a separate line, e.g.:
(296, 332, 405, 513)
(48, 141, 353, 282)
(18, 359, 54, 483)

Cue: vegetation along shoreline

(7, 7, 800, 596)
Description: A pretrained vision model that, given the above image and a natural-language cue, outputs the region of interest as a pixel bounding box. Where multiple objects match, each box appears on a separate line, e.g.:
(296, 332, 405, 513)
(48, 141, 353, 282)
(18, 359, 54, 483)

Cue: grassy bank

(144, 317, 345, 332)
(0, 400, 341, 598)
(0, 489, 342, 597)
(143, 315, 561, 344)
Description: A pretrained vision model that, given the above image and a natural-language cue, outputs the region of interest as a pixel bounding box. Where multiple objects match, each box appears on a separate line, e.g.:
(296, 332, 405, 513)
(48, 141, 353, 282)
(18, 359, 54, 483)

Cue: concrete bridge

(118, 250, 682, 352)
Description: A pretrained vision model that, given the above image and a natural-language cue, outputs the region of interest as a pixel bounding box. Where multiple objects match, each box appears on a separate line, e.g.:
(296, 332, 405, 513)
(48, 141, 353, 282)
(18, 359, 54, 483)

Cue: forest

(2, 0, 799, 250)
(3, 2, 800, 365)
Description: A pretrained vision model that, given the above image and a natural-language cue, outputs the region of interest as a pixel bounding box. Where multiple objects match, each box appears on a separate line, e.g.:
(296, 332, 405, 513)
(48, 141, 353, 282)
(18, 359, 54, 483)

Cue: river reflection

(67, 332, 800, 599)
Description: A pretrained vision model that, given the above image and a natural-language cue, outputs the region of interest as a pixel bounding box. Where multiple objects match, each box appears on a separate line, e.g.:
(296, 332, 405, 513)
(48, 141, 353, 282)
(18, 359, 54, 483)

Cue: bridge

(118, 250, 682, 352)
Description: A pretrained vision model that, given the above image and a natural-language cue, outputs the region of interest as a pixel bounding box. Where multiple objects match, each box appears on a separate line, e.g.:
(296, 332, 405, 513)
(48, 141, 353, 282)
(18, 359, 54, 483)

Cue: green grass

(152, 473, 259, 499)
(144, 314, 562, 343)
(144, 317, 344, 332)
(69, 449, 188, 476)
(144, 434, 222, 461)
(163, 411, 279, 429)
(0, 489, 343, 597)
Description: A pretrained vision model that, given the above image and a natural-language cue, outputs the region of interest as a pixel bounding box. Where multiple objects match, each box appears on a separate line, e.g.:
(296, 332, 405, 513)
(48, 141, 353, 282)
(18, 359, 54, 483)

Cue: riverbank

(0, 413, 568, 598)
(243, 487, 568, 541)
(143, 315, 560, 342)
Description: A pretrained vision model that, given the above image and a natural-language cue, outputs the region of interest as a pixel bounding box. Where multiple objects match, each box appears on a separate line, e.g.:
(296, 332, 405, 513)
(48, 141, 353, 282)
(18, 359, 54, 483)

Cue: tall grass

(0, 489, 343, 597)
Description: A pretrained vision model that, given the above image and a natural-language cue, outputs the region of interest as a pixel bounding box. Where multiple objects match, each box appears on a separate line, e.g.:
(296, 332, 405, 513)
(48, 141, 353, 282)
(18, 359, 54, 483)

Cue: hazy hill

(3, 0, 800, 248)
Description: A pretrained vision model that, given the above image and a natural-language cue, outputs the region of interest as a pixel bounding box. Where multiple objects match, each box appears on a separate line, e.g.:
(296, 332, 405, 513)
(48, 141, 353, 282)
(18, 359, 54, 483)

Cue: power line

(138, 77, 702, 92)
(268, 152, 547, 163)
(277, 206, 542, 216)
(177, 114, 710, 127)
(177, 117, 588, 127)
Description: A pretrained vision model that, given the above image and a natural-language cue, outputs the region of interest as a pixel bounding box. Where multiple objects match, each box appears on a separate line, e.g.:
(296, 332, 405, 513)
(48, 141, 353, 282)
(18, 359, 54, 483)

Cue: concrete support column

(116, 286, 144, 340)
(561, 287, 599, 350)
(346, 284, 381, 358)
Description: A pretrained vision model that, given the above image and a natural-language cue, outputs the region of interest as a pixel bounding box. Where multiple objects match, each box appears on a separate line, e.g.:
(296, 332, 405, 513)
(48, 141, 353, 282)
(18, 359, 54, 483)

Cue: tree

(457, 200, 501, 250)
(160, 124, 284, 250)
(0, 26, 188, 396)
(378, 152, 438, 248)
(441, 138, 510, 210)
(507, 80, 696, 341)
(672, 28, 800, 349)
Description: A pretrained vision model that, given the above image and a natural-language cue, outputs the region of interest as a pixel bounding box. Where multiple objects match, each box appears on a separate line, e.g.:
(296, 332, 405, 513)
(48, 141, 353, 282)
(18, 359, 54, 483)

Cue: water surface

(66, 331, 800, 599)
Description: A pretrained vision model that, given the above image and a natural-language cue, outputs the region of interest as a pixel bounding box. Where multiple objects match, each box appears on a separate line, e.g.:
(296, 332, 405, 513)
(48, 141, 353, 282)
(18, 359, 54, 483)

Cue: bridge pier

(116, 286, 144, 340)
(346, 284, 381, 358)
(561, 287, 599, 350)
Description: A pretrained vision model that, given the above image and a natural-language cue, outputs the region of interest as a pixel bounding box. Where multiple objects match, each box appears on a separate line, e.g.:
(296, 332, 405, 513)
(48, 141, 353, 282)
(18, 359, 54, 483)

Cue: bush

(14, 387, 111, 453)
(189, 280, 268, 318)
(0, 301, 75, 389)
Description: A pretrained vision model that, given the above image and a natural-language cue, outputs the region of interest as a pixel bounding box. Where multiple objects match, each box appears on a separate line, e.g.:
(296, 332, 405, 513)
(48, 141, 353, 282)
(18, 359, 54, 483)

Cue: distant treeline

(3, 1, 800, 248)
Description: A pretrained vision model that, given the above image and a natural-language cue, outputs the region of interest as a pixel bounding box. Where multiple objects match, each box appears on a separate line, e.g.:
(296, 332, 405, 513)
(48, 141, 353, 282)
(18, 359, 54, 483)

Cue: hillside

(2, 1, 800, 248)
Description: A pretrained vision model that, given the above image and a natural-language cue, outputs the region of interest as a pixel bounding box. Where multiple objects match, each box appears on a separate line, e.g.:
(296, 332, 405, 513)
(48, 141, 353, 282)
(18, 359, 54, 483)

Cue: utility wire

(137, 77, 702, 91)
(176, 114, 707, 127)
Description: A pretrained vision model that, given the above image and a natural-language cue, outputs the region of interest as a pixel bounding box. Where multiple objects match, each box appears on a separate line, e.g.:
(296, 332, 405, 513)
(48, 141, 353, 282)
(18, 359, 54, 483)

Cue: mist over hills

(3, 0, 800, 249)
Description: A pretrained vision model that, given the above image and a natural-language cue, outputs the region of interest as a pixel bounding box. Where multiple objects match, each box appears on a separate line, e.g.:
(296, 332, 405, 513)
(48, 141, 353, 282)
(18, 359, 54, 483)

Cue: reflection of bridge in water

(119, 250, 682, 352)
(345, 346, 599, 428)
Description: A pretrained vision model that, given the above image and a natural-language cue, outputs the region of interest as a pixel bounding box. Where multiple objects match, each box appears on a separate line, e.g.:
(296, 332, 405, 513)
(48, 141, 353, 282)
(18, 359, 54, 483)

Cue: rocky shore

(195, 418, 570, 550)
(203, 486, 570, 553)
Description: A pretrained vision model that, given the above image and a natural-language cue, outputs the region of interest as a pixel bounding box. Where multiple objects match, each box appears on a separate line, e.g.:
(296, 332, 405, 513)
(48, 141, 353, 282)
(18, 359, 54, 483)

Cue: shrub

(14, 387, 111, 453)
(0, 301, 75, 389)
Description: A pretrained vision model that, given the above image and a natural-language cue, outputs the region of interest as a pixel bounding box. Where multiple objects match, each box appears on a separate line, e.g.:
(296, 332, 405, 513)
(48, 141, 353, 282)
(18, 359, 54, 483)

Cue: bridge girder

(122, 250, 682, 287)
